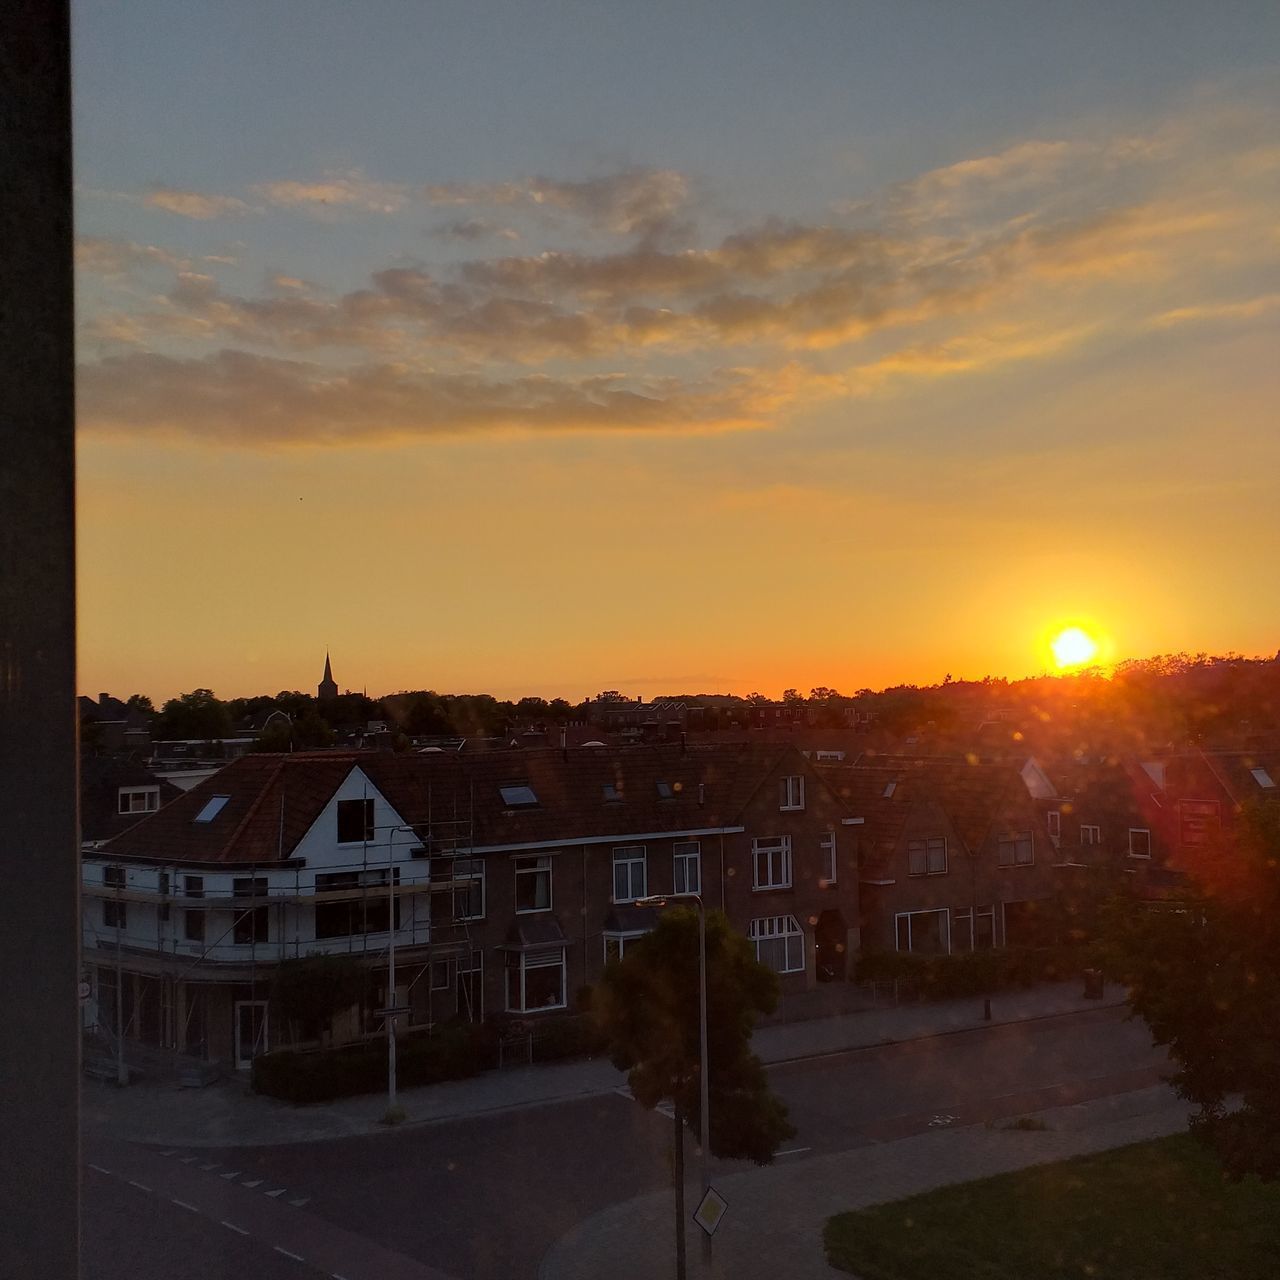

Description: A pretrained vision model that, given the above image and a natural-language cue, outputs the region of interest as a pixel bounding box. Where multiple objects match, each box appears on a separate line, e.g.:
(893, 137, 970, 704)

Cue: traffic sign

(693, 1186, 728, 1237)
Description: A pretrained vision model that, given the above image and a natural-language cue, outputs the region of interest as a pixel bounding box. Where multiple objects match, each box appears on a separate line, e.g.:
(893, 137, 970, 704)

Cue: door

(234, 1000, 268, 1069)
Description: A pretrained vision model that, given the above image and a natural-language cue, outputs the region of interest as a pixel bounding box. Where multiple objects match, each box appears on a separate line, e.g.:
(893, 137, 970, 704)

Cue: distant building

(318, 652, 338, 703)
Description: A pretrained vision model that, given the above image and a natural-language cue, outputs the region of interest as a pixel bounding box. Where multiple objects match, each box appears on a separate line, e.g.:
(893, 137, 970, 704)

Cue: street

(82, 1005, 1168, 1280)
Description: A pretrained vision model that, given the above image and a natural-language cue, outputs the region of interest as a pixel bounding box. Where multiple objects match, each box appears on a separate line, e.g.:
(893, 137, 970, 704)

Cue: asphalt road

(81, 1004, 1168, 1280)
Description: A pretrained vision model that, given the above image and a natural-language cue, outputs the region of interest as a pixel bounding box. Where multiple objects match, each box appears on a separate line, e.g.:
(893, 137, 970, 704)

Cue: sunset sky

(73, 1, 1280, 703)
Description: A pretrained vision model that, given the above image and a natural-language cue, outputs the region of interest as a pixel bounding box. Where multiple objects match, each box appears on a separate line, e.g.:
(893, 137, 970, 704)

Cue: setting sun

(1051, 626, 1100, 668)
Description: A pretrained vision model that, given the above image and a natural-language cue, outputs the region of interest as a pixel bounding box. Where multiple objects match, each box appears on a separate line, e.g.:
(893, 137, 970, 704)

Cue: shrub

(529, 1013, 608, 1063)
(854, 946, 1082, 1000)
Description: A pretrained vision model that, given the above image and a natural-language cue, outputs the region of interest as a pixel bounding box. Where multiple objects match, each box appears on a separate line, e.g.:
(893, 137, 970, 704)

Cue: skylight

(882, 781, 897, 798)
(1251, 767, 1276, 789)
(499, 783, 538, 808)
(193, 795, 230, 823)
(656, 780, 675, 799)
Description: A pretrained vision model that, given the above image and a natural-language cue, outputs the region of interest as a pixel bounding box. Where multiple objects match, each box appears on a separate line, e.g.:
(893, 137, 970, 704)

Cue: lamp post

(383, 824, 415, 1115)
(636, 892, 711, 1273)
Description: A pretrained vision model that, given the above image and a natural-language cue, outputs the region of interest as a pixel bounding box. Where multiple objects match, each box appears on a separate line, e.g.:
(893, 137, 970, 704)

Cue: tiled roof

(79, 757, 184, 844)
(100, 742, 835, 866)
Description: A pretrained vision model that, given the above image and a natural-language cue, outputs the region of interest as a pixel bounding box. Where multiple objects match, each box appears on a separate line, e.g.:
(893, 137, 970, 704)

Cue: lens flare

(1050, 626, 1099, 668)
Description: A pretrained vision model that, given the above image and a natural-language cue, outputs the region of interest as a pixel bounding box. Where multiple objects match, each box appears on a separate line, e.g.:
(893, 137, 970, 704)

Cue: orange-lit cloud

(142, 187, 253, 219)
(254, 169, 410, 216)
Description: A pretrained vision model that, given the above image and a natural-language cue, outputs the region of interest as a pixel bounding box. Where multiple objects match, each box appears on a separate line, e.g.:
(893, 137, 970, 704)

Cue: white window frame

(118, 786, 159, 815)
(895, 908, 950, 954)
(820, 830, 837, 884)
(780, 775, 805, 811)
(505, 947, 567, 1013)
(1128, 828, 1152, 859)
(603, 931, 648, 965)
(452, 858, 486, 921)
(752, 835, 792, 891)
(951, 906, 997, 952)
(1047, 810, 1061, 838)
(748, 915, 805, 974)
(908, 836, 947, 876)
(1080, 824, 1101, 846)
(514, 854, 553, 914)
(672, 841, 701, 895)
(612, 845, 647, 903)
(997, 831, 1034, 866)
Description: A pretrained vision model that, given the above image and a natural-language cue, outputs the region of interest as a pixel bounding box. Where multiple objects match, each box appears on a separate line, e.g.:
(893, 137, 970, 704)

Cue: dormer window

(499, 783, 539, 808)
(193, 795, 230, 824)
(118, 786, 160, 815)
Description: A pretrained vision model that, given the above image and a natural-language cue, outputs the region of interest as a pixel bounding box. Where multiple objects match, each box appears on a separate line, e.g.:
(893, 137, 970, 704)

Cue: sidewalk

(538, 1084, 1192, 1280)
(80, 980, 1131, 1149)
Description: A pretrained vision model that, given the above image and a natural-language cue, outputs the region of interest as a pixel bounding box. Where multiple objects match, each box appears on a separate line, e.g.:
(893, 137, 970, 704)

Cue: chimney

(99, 693, 110, 706)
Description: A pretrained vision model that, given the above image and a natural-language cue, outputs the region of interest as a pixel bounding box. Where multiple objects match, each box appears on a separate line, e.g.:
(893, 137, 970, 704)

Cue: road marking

(86, 1163, 112, 1175)
(158, 1150, 176, 1157)
(127, 1180, 152, 1192)
(170, 1198, 200, 1213)
(288, 1196, 310, 1207)
(199, 1161, 220, 1170)
(179, 1156, 199, 1164)
(777, 1147, 812, 1156)
(221, 1221, 249, 1236)
(265, 1188, 287, 1198)
(220, 1170, 242, 1180)
(242, 1179, 263, 1188)
(273, 1246, 305, 1262)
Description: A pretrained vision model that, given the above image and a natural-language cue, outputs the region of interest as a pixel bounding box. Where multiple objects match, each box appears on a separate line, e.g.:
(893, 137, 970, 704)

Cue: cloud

(430, 219, 520, 243)
(142, 188, 253, 219)
(76, 349, 785, 446)
(424, 167, 690, 236)
(1150, 293, 1280, 329)
(254, 170, 409, 216)
(75, 236, 189, 277)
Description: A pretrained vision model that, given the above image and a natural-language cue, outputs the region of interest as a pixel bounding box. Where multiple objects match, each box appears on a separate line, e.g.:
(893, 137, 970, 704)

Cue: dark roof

(79, 757, 183, 843)
(100, 742, 840, 866)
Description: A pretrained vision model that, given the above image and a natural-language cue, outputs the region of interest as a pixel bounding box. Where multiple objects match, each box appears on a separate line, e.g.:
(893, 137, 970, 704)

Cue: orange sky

(72, 12, 1280, 704)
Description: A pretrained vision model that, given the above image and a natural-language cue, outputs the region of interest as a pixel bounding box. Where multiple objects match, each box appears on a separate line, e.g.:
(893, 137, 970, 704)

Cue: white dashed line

(777, 1147, 812, 1157)
(287, 1196, 310, 1208)
(241, 1179, 263, 1188)
(127, 1180, 152, 1192)
(86, 1163, 112, 1175)
(221, 1221, 249, 1236)
(199, 1162, 220, 1171)
(273, 1246, 305, 1262)
(219, 1170, 242, 1180)
(265, 1188, 287, 1198)
(170, 1198, 200, 1213)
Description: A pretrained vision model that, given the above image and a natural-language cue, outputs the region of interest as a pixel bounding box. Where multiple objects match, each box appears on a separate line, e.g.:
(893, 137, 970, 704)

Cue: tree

(125, 693, 154, 715)
(268, 954, 368, 1046)
(1100, 802, 1280, 1180)
(155, 688, 232, 740)
(595, 908, 794, 1165)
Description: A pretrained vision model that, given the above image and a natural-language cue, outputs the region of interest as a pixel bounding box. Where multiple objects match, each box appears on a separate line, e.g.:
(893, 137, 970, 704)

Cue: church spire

(318, 651, 338, 702)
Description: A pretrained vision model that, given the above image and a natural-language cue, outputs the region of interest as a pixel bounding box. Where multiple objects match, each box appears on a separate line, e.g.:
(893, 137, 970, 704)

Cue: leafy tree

(781, 688, 805, 705)
(269, 954, 368, 1046)
(1100, 802, 1280, 1180)
(125, 693, 154, 715)
(595, 907, 795, 1165)
(155, 688, 233, 740)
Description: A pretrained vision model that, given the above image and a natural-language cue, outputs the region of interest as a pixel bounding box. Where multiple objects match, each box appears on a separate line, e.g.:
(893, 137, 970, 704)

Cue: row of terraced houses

(81, 741, 1279, 1069)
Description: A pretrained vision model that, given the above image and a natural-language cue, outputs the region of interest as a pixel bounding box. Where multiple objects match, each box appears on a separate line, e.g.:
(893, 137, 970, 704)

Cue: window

(1250, 767, 1275, 789)
(820, 831, 837, 884)
(505, 947, 566, 1012)
(1080, 825, 1101, 846)
(103, 865, 125, 889)
(882, 781, 897, 798)
(752, 836, 792, 890)
(456, 950, 484, 1022)
(613, 846, 647, 902)
(780, 775, 805, 810)
(908, 836, 947, 876)
(336, 797, 374, 843)
(157, 871, 170, 923)
(316, 868, 401, 937)
(193, 794, 230, 823)
(1179, 800, 1220, 846)
(184, 874, 204, 898)
(499, 783, 538, 808)
(749, 915, 805, 974)
(430, 959, 453, 991)
(673, 841, 701, 895)
(604, 932, 647, 964)
(184, 908, 205, 943)
(655, 780, 675, 800)
(515, 855, 553, 913)
(103, 899, 126, 929)
(602, 782, 622, 802)
(233, 877, 269, 945)
(1047, 810, 1060, 838)
(451, 858, 485, 921)
(895, 908, 948, 954)
(1129, 828, 1152, 859)
(952, 907, 996, 951)
(118, 786, 159, 815)
(997, 831, 1034, 866)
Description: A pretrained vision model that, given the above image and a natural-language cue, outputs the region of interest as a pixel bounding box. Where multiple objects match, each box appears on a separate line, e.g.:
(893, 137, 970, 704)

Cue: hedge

(854, 945, 1083, 1000)
(253, 1022, 495, 1103)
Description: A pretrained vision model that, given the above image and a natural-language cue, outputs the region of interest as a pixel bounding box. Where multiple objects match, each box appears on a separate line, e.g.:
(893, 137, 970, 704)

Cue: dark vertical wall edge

(0, 3, 80, 1278)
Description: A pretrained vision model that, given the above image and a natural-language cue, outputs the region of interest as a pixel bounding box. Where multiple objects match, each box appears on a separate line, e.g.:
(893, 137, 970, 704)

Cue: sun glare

(1050, 626, 1099, 669)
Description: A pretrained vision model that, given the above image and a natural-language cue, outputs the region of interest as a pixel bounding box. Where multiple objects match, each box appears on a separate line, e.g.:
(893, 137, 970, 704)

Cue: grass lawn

(824, 1134, 1280, 1280)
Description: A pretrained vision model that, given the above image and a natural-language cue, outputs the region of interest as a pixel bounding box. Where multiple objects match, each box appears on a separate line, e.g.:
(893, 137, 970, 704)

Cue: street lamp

(636, 892, 711, 1273)
(383, 824, 416, 1116)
